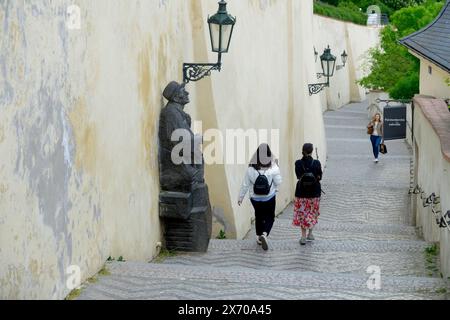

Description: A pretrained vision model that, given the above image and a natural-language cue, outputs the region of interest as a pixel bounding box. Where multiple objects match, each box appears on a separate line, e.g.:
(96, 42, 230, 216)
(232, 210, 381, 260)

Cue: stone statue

(158, 81, 212, 252)
(159, 81, 204, 192)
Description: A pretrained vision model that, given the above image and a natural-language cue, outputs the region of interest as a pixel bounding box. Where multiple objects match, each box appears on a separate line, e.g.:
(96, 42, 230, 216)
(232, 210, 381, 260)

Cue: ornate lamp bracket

(308, 79, 330, 96)
(183, 62, 222, 83)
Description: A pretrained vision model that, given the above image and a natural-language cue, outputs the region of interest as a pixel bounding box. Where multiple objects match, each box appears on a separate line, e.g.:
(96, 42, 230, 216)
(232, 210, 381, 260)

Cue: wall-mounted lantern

(314, 47, 319, 63)
(309, 46, 336, 95)
(336, 50, 348, 71)
(183, 1, 236, 83)
(309, 46, 348, 95)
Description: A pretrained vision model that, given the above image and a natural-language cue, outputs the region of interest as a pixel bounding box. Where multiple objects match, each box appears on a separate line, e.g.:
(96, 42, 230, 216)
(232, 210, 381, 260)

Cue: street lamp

(336, 50, 348, 71)
(183, 1, 236, 83)
(308, 46, 337, 95)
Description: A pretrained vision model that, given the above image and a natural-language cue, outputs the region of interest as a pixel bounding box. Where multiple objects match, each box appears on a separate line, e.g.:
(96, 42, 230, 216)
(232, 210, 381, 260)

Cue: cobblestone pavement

(79, 101, 449, 300)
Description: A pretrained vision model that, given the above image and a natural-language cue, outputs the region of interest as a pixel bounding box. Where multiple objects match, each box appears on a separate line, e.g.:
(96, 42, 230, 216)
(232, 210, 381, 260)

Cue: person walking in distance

(238, 144, 282, 251)
(367, 113, 384, 163)
(294, 143, 323, 246)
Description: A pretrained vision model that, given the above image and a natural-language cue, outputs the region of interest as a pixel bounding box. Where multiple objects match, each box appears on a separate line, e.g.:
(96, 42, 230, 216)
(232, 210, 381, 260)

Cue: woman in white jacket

(238, 144, 282, 251)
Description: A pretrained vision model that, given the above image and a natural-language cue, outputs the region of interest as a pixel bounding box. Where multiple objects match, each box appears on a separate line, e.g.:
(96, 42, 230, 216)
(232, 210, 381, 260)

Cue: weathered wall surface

(312, 15, 381, 111)
(0, 0, 381, 299)
(0, 0, 200, 299)
(413, 97, 450, 277)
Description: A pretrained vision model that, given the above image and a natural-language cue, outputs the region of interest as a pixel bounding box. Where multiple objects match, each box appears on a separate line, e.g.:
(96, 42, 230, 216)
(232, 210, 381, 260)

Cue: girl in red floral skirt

(293, 143, 323, 245)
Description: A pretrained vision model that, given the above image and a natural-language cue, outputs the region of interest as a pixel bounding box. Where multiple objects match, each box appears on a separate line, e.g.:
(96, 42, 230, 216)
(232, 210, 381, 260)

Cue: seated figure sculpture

(159, 81, 203, 192)
(158, 81, 212, 252)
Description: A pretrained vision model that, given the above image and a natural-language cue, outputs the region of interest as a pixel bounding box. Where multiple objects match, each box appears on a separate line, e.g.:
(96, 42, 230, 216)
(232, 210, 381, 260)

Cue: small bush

(388, 72, 419, 100)
(314, 1, 367, 25)
(154, 248, 178, 263)
(65, 288, 82, 300)
(383, 0, 426, 10)
(319, 0, 340, 5)
(216, 230, 227, 240)
(98, 265, 111, 276)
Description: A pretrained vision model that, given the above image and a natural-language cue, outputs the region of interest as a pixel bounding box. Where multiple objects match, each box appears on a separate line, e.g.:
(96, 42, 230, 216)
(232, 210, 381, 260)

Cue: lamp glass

(321, 58, 337, 77)
(320, 47, 336, 78)
(208, 21, 235, 53)
(208, 1, 236, 53)
(220, 24, 233, 52)
(209, 23, 221, 52)
(341, 51, 348, 65)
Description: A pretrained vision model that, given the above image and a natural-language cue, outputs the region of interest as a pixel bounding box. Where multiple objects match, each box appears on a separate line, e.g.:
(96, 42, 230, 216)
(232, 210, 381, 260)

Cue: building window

(428, 66, 432, 75)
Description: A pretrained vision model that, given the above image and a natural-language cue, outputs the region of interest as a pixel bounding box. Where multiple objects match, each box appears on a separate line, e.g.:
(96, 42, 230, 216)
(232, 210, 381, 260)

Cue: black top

(295, 157, 323, 198)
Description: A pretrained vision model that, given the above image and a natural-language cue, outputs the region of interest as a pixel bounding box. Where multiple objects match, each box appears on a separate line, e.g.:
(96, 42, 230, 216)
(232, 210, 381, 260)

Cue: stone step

(275, 189, 414, 226)
(206, 239, 429, 254)
(161, 248, 433, 277)
(323, 117, 371, 127)
(251, 220, 420, 242)
(325, 124, 367, 130)
(77, 263, 448, 300)
(324, 114, 370, 120)
(270, 219, 418, 236)
(326, 109, 369, 116)
(327, 140, 411, 158)
(325, 127, 369, 139)
(328, 154, 411, 160)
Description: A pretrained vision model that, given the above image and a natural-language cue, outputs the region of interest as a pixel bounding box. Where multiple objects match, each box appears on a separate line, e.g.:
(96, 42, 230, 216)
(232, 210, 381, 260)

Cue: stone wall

(412, 96, 450, 277)
(312, 15, 381, 112)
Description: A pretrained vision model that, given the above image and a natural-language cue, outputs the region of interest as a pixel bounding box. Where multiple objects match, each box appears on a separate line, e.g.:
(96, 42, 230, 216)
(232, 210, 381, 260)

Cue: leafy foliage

(391, 0, 445, 37)
(154, 248, 178, 263)
(352, 0, 395, 15)
(381, 0, 426, 10)
(318, 0, 427, 10)
(388, 73, 420, 99)
(319, 0, 340, 5)
(358, 1, 444, 99)
(314, 1, 367, 25)
(216, 230, 227, 240)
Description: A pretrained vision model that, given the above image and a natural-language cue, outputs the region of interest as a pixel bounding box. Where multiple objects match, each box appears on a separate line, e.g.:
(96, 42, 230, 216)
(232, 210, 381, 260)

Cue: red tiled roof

(414, 95, 450, 162)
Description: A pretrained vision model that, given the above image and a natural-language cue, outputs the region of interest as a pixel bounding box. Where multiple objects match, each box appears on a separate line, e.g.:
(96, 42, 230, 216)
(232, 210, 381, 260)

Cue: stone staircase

(78, 101, 449, 300)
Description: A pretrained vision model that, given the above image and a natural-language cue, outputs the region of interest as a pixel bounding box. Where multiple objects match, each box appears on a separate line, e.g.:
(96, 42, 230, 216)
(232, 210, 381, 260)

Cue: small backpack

(299, 160, 317, 193)
(253, 170, 273, 195)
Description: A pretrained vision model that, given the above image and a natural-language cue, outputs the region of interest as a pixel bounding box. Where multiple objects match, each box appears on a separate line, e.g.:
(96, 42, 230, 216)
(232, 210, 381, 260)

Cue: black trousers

(251, 196, 276, 237)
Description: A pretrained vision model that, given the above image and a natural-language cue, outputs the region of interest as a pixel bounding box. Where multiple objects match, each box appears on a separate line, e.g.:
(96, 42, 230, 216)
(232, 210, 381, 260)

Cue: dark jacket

(295, 157, 322, 198)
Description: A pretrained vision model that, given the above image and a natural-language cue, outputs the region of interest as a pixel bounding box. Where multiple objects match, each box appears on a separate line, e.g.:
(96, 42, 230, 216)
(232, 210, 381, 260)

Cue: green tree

(353, 0, 395, 16)
(391, 0, 445, 36)
(314, 1, 367, 25)
(382, 0, 426, 10)
(358, 1, 444, 99)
